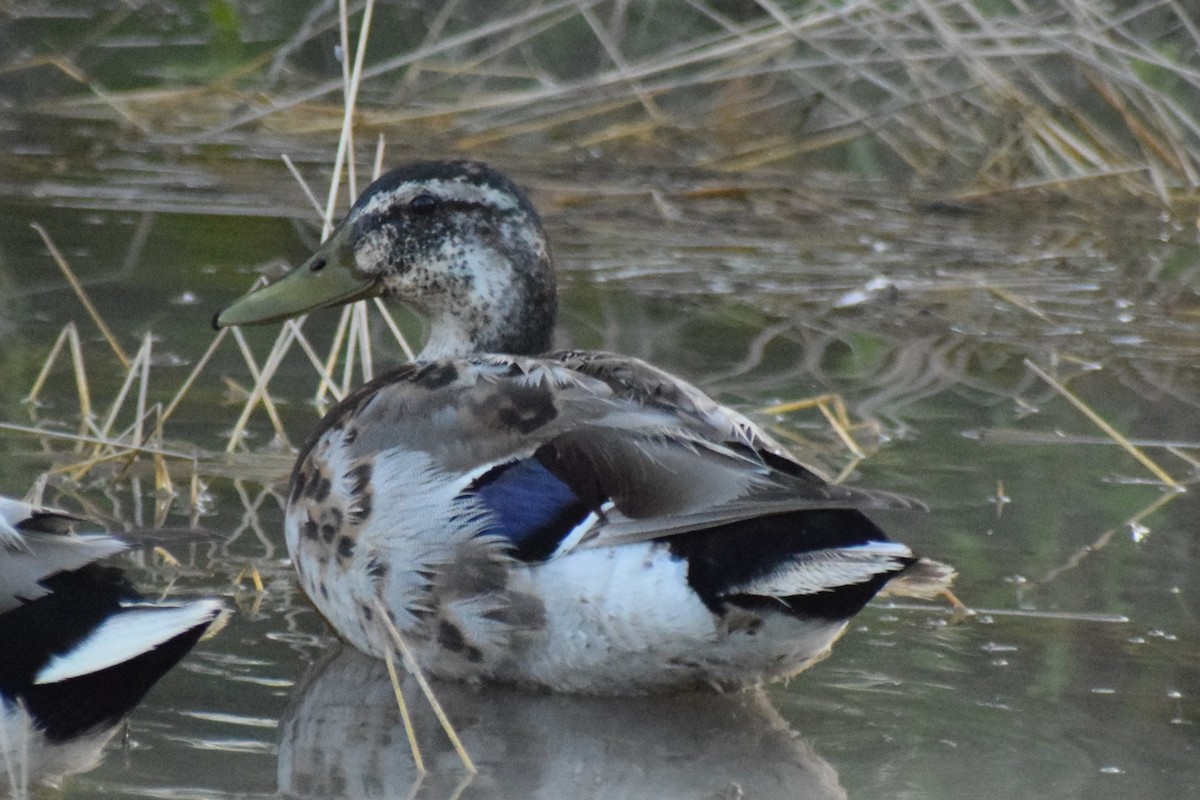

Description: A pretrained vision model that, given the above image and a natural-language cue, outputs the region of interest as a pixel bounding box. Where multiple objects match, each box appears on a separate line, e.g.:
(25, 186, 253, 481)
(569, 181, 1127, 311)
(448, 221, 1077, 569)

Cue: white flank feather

(34, 599, 224, 685)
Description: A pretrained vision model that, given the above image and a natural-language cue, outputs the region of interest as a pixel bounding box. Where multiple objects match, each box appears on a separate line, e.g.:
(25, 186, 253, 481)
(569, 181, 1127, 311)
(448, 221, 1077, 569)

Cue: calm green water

(2, 6, 1199, 799)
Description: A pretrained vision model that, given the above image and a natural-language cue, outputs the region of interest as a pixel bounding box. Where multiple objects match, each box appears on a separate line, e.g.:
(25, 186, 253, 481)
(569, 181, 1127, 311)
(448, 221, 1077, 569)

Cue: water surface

(1, 21, 1199, 800)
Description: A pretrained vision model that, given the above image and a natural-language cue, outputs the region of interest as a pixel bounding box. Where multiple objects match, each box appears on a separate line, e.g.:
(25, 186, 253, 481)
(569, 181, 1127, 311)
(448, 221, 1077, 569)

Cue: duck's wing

(0, 498, 127, 613)
(3, 584, 225, 741)
(548, 349, 923, 509)
(0, 495, 226, 741)
(311, 353, 921, 561)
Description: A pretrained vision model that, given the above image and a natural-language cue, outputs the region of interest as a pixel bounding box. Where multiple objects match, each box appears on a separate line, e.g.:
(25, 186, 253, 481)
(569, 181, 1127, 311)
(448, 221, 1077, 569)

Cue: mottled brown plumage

(215, 160, 949, 693)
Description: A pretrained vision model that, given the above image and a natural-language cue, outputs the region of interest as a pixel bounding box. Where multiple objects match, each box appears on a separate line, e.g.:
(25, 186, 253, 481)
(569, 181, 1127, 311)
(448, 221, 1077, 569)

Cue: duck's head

(214, 160, 556, 357)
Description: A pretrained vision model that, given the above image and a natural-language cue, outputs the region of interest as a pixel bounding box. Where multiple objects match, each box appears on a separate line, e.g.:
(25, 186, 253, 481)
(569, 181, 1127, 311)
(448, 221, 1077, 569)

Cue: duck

(214, 159, 946, 694)
(1, 495, 225, 749)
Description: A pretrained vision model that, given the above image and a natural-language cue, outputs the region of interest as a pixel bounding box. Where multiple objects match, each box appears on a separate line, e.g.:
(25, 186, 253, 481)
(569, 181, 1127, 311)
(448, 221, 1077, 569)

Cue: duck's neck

(411, 243, 557, 360)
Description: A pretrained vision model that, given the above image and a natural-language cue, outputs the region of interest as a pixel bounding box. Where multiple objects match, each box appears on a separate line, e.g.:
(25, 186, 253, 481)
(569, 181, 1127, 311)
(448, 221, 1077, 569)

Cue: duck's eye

(310, 257, 327, 273)
(409, 193, 438, 215)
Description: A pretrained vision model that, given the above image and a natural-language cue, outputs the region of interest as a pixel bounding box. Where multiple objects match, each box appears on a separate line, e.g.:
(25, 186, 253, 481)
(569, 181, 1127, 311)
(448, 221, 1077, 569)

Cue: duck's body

(285, 352, 920, 692)
(217, 160, 943, 694)
(0, 497, 224, 741)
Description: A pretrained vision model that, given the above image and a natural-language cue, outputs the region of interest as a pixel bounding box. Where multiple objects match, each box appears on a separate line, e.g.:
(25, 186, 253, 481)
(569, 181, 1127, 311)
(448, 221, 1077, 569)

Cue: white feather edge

(34, 599, 225, 685)
(725, 541, 914, 597)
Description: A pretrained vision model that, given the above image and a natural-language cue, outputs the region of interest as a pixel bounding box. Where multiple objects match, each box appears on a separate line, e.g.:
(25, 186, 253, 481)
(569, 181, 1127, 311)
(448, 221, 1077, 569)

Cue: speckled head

(215, 160, 557, 358)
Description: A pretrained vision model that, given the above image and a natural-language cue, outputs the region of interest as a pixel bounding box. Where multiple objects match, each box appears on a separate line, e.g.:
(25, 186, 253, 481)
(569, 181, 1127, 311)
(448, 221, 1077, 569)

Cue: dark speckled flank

(292, 460, 333, 506)
(437, 620, 483, 663)
(346, 462, 373, 525)
(288, 366, 414, 494)
(300, 503, 345, 548)
(294, 456, 372, 568)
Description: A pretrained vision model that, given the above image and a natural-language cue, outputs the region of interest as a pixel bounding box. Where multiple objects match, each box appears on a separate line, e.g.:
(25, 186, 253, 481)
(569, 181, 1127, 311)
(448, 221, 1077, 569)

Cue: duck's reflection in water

(279, 646, 845, 800)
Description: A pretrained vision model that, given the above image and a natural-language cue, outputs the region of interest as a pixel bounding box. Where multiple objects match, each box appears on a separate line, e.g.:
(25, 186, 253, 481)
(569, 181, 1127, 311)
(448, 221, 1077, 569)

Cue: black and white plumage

(214, 159, 949, 693)
(1, 495, 224, 782)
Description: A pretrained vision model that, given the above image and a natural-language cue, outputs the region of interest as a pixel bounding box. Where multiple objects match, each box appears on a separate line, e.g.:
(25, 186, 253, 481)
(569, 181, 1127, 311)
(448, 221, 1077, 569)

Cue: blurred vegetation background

(3, 0, 1199, 207)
